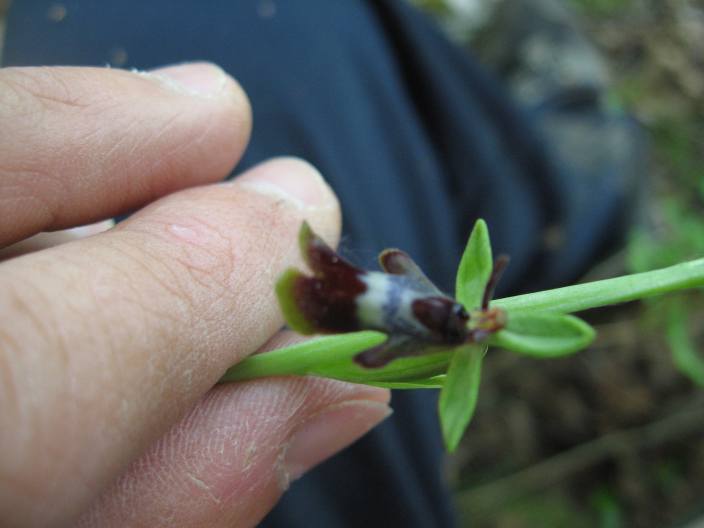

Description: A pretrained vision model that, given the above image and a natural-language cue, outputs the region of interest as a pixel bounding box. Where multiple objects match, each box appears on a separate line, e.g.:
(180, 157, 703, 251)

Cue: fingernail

(235, 157, 338, 210)
(280, 400, 392, 486)
(67, 219, 115, 238)
(144, 62, 228, 97)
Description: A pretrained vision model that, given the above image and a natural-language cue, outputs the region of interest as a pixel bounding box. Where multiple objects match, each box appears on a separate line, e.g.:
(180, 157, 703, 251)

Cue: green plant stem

(494, 258, 704, 314)
(221, 332, 385, 382)
(222, 259, 704, 387)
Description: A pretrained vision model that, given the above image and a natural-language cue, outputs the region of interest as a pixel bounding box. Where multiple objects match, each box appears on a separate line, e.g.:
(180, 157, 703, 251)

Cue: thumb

(78, 378, 391, 528)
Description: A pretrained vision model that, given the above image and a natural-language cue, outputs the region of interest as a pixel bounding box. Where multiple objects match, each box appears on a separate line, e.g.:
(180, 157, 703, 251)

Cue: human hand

(0, 63, 391, 527)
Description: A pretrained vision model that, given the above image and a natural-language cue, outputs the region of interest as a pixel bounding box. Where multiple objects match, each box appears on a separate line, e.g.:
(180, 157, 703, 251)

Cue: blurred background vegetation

(412, 1, 704, 527)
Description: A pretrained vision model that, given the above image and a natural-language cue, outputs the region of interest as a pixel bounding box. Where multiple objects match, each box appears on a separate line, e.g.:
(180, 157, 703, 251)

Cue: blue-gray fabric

(3, 1, 636, 526)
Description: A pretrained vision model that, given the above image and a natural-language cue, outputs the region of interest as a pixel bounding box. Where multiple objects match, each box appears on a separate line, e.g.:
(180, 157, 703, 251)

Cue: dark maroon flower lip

(276, 222, 509, 368)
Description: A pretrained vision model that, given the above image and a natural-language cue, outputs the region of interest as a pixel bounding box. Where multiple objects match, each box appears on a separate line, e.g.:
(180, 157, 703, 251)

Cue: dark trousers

(3, 1, 639, 525)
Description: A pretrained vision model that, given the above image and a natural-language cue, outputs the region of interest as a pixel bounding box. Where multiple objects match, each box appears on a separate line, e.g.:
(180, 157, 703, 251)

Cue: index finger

(0, 63, 251, 246)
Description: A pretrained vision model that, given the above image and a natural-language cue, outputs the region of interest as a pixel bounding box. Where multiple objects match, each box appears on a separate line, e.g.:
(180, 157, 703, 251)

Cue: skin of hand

(0, 63, 391, 527)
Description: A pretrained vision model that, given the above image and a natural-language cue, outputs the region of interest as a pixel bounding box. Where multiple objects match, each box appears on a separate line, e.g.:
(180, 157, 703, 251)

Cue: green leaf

(666, 301, 704, 387)
(456, 219, 493, 308)
(220, 332, 386, 382)
(310, 349, 451, 384)
(438, 345, 485, 452)
(364, 375, 446, 389)
(220, 332, 452, 386)
(489, 312, 595, 357)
